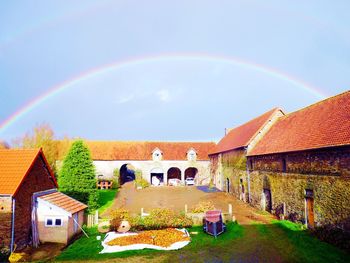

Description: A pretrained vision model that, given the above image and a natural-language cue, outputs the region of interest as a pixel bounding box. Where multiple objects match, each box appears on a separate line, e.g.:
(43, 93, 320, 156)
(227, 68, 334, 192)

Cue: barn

(0, 148, 86, 252)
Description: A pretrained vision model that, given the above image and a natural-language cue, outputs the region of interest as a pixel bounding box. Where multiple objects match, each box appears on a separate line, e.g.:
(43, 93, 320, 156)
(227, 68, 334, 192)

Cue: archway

(119, 164, 135, 185)
(167, 167, 181, 185)
(150, 167, 164, 186)
(185, 167, 198, 179)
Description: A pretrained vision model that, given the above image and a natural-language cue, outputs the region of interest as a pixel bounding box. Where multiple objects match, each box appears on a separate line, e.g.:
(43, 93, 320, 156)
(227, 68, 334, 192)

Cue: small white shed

(35, 191, 87, 245)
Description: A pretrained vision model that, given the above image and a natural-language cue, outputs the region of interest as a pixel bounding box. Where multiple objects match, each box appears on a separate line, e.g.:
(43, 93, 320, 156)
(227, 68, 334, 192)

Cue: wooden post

(228, 204, 232, 215)
(95, 210, 99, 225)
(141, 207, 144, 216)
(185, 204, 188, 214)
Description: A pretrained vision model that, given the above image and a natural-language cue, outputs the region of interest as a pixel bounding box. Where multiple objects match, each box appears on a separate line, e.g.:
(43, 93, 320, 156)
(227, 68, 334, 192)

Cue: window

(187, 149, 197, 161)
(152, 148, 163, 161)
(45, 217, 63, 227)
(282, 158, 287, 173)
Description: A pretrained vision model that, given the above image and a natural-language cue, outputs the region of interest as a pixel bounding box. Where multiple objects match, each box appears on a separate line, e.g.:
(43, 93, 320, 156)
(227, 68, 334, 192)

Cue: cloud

(156, 89, 171, 102)
(117, 94, 135, 104)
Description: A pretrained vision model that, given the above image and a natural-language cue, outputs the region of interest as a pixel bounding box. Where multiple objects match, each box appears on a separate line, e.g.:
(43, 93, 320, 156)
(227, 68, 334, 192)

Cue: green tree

(58, 140, 98, 212)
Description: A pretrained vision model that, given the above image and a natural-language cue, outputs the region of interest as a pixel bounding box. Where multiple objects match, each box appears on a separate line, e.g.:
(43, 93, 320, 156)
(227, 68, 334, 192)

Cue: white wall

(93, 160, 211, 185)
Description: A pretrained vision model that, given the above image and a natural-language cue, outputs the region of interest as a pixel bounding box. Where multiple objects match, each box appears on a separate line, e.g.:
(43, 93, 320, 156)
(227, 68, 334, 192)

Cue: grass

(55, 222, 243, 262)
(250, 220, 349, 263)
(55, 220, 350, 262)
(272, 220, 350, 263)
(97, 189, 118, 214)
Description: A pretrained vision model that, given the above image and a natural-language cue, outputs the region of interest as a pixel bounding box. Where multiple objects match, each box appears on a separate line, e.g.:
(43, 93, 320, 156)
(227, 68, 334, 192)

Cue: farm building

(58, 141, 216, 187)
(247, 90, 350, 229)
(0, 149, 87, 252)
(209, 108, 285, 196)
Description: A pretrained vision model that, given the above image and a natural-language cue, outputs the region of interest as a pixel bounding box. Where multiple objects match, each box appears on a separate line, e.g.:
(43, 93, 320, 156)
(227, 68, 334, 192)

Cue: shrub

(0, 244, 10, 263)
(112, 169, 120, 189)
(110, 208, 193, 231)
(134, 170, 150, 188)
(191, 201, 215, 213)
(132, 208, 193, 230)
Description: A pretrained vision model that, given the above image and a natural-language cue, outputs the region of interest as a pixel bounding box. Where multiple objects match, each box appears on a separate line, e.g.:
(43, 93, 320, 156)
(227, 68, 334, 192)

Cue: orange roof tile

(39, 191, 87, 214)
(210, 108, 284, 155)
(0, 149, 57, 195)
(249, 90, 350, 156)
(58, 141, 216, 161)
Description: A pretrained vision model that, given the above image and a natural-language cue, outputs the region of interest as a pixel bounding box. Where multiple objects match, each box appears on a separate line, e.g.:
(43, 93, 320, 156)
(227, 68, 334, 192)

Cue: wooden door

(306, 198, 314, 228)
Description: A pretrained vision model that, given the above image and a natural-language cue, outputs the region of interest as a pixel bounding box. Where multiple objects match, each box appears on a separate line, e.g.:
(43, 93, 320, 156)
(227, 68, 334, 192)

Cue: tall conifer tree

(58, 140, 98, 211)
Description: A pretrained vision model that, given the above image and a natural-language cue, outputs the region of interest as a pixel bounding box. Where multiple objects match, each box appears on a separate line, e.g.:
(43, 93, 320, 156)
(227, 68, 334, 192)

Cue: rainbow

(0, 53, 328, 134)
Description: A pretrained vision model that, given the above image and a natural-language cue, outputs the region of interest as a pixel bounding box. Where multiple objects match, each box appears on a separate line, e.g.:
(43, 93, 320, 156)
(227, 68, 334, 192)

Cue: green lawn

(55, 220, 350, 263)
(55, 222, 243, 261)
(97, 189, 118, 214)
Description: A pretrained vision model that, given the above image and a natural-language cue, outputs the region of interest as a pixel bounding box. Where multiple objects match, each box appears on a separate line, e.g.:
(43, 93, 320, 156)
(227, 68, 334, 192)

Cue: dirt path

(102, 182, 275, 225)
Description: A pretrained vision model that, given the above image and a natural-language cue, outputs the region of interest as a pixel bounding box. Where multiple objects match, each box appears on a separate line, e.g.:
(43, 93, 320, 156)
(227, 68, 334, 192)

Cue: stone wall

(248, 171, 350, 229)
(210, 149, 249, 199)
(249, 146, 350, 177)
(14, 156, 57, 249)
(0, 196, 12, 247)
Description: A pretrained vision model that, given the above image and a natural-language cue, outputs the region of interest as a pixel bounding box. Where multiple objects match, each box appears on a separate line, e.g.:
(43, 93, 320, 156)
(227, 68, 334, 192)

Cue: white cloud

(117, 94, 135, 104)
(156, 89, 171, 102)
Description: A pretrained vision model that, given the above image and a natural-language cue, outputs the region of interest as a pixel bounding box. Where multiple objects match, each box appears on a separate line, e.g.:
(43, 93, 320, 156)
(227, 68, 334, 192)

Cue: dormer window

(187, 148, 197, 161)
(152, 148, 163, 161)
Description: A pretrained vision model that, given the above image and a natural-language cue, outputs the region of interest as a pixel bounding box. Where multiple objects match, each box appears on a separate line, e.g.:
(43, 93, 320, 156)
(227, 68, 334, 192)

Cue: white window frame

(187, 149, 197, 161)
(45, 216, 63, 227)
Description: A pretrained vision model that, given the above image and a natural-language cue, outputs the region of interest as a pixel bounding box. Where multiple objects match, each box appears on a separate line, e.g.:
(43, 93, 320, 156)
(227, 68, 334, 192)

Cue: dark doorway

(119, 164, 135, 185)
(185, 167, 198, 179)
(239, 178, 245, 201)
(305, 189, 315, 228)
(263, 189, 272, 212)
(167, 167, 181, 185)
(226, 178, 230, 193)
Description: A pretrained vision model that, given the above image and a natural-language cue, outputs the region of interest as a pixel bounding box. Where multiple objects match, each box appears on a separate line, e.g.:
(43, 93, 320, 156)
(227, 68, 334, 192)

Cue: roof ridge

(227, 107, 281, 134)
(283, 90, 349, 118)
(245, 108, 285, 146)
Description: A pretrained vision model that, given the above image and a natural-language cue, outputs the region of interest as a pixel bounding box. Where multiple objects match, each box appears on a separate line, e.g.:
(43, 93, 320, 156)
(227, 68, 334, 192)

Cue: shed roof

(38, 191, 87, 214)
(210, 108, 284, 155)
(0, 149, 57, 195)
(248, 90, 350, 156)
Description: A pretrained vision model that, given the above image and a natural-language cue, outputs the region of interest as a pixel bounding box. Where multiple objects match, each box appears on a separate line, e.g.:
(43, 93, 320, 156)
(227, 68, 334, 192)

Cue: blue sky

(0, 0, 349, 143)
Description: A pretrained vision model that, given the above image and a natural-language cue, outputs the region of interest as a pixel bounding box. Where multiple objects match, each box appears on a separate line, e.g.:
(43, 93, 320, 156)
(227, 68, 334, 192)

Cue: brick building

(247, 91, 350, 229)
(0, 149, 86, 251)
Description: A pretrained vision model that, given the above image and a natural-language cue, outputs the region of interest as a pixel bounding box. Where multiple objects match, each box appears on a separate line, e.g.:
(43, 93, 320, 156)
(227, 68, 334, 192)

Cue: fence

(86, 210, 99, 227)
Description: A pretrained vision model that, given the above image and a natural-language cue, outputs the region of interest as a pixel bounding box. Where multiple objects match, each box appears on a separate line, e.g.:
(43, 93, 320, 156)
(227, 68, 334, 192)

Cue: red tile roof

(210, 108, 284, 155)
(0, 149, 57, 195)
(57, 141, 216, 161)
(39, 191, 87, 214)
(249, 90, 350, 156)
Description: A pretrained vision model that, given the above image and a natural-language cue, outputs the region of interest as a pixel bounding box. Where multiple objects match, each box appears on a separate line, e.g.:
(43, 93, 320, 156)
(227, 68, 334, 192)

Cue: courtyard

(102, 182, 274, 225)
(55, 184, 350, 262)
